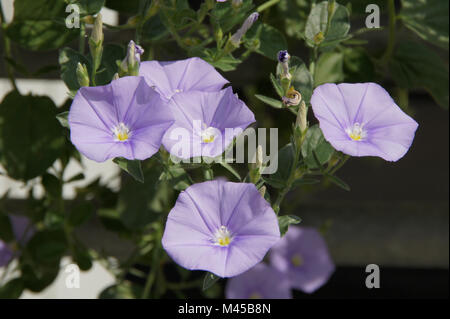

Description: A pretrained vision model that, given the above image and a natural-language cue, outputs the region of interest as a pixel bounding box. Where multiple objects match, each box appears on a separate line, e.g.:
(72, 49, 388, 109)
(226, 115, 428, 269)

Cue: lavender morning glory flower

(270, 226, 335, 294)
(69, 76, 173, 162)
(225, 263, 292, 299)
(162, 180, 280, 278)
(139, 57, 229, 101)
(311, 83, 419, 161)
(162, 87, 255, 159)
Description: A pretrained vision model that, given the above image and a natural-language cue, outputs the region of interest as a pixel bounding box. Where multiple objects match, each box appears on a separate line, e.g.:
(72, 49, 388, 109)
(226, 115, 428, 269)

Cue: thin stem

(381, 0, 396, 65)
(0, 3, 18, 91)
(79, 22, 86, 54)
(141, 226, 162, 299)
(257, 0, 281, 12)
(329, 154, 350, 175)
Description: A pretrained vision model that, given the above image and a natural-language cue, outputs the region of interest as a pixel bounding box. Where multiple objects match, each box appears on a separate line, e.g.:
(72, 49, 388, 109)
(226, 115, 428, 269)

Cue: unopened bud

(229, 12, 259, 47)
(112, 73, 120, 81)
(313, 31, 324, 45)
(91, 13, 103, 44)
(120, 40, 144, 76)
(278, 50, 291, 81)
(256, 145, 263, 170)
(76, 63, 90, 87)
(295, 100, 308, 132)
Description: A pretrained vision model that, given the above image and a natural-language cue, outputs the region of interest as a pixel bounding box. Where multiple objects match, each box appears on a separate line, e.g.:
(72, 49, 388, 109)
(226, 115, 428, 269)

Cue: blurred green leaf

(67, 202, 94, 227)
(211, 0, 254, 33)
(42, 173, 62, 199)
(390, 41, 449, 109)
(6, 0, 78, 51)
(278, 214, 302, 236)
(56, 111, 70, 129)
(314, 51, 344, 86)
(343, 47, 375, 83)
(263, 143, 295, 189)
(0, 278, 25, 299)
(67, 0, 105, 15)
(113, 157, 144, 183)
(0, 212, 14, 243)
(290, 57, 314, 104)
(326, 174, 350, 191)
(399, 0, 449, 49)
(0, 91, 64, 181)
(203, 272, 220, 291)
(246, 23, 288, 60)
(301, 125, 335, 169)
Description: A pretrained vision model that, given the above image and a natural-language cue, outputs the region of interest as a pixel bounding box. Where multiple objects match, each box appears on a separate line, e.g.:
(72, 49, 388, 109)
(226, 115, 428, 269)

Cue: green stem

(79, 22, 86, 54)
(381, 0, 396, 65)
(257, 0, 281, 12)
(329, 154, 350, 175)
(0, 3, 18, 91)
(141, 226, 162, 299)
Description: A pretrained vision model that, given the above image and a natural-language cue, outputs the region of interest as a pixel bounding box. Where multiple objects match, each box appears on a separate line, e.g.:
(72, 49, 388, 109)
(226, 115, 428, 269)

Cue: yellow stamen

(291, 253, 303, 267)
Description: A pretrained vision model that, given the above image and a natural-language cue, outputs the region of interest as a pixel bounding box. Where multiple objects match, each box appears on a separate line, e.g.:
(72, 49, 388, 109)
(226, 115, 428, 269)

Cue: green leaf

(217, 161, 241, 181)
(292, 177, 321, 187)
(326, 174, 350, 191)
(211, 0, 254, 33)
(390, 41, 449, 109)
(314, 51, 344, 86)
(278, 215, 302, 236)
(270, 73, 284, 98)
(6, 0, 78, 51)
(59, 48, 90, 91)
(203, 272, 220, 291)
(56, 111, 70, 129)
(159, 165, 191, 191)
(67, 0, 105, 15)
(72, 241, 92, 271)
(245, 23, 288, 60)
(67, 202, 94, 227)
(0, 212, 14, 243)
(399, 0, 449, 49)
(94, 44, 125, 86)
(26, 229, 67, 265)
(255, 94, 283, 109)
(113, 158, 144, 183)
(305, 1, 350, 49)
(301, 125, 335, 169)
(0, 278, 25, 299)
(262, 143, 295, 189)
(0, 91, 64, 181)
(290, 57, 314, 104)
(41, 173, 62, 199)
(343, 47, 375, 83)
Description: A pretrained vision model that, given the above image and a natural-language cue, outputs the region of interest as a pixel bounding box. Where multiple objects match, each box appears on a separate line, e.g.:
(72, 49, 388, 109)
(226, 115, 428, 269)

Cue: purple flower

(226, 263, 292, 299)
(162, 180, 280, 278)
(0, 215, 33, 267)
(162, 87, 255, 159)
(311, 83, 418, 161)
(139, 57, 229, 101)
(270, 226, 335, 294)
(69, 76, 173, 162)
(0, 241, 13, 267)
(277, 50, 290, 63)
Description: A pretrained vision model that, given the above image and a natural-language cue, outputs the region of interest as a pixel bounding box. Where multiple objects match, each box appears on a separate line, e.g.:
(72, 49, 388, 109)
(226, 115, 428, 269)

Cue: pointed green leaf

(113, 158, 144, 183)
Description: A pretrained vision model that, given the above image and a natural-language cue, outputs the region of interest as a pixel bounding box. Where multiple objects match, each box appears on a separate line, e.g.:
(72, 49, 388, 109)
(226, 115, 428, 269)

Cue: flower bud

(278, 50, 291, 81)
(89, 14, 103, 72)
(119, 40, 144, 76)
(91, 13, 103, 44)
(313, 31, 324, 45)
(229, 12, 259, 47)
(112, 73, 120, 81)
(259, 185, 266, 198)
(76, 63, 90, 87)
(295, 100, 308, 132)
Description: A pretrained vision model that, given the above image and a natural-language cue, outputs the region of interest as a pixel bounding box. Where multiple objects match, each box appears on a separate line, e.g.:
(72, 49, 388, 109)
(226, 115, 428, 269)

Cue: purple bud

(278, 50, 290, 63)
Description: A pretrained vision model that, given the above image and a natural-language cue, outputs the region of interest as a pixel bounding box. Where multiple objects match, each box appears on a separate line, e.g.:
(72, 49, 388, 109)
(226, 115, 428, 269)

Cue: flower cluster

(69, 53, 254, 162)
(225, 226, 335, 298)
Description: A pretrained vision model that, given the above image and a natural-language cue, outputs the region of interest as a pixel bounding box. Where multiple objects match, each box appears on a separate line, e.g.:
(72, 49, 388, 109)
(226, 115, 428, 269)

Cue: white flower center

(201, 126, 218, 143)
(346, 123, 366, 141)
(113, 122, 130, 142)
(213, 226, 233, 247)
